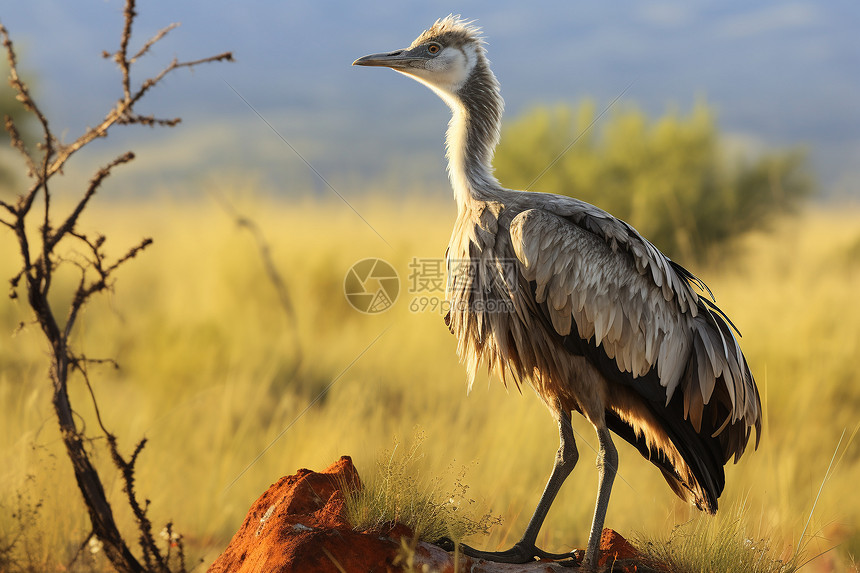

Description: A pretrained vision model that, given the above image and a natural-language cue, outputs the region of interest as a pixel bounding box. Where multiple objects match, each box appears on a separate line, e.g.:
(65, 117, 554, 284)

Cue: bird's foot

(436, 537, 580, 565)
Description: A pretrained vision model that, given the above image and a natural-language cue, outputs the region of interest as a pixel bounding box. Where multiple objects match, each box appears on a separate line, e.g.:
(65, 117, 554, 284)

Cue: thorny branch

(1, 1, 232, 571)
(49, 151, 136, 252)
(2, 3, 233, 210)
(131, 23, 180, 64)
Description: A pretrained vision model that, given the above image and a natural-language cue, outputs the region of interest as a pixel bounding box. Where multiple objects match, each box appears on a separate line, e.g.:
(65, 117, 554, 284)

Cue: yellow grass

(1, 191, 859, 571)
(339, 432, 501, 543)
(634, 501, 807, 573)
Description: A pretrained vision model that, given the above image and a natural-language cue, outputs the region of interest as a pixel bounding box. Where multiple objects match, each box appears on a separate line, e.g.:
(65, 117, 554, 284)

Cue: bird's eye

(427, 44, 441, 54)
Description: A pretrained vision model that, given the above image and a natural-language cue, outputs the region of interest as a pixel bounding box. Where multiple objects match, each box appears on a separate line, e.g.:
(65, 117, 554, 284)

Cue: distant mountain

(2, 0, 857, 197)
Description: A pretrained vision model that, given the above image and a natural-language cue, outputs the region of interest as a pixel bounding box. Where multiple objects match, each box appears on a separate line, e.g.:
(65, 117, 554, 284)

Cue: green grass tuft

(339, 433, 501, 544)
(633, 504, 805, 573)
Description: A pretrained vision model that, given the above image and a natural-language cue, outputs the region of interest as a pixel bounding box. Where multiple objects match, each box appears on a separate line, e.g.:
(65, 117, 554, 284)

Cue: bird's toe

(443, 540, 578, 565)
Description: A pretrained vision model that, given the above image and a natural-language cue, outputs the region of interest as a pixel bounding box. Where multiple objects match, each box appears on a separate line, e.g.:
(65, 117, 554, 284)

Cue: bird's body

(355, 16, 761, 570)
(446, 188, 753, 508)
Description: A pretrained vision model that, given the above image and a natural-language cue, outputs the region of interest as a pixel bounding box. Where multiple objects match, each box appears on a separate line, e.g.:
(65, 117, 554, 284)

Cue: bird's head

(354, 15, 503, 194)
(353, 15, 486, 98)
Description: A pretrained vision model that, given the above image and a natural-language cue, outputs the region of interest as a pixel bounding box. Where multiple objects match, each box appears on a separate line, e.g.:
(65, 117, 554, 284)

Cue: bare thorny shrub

(0, 3, 232, 572)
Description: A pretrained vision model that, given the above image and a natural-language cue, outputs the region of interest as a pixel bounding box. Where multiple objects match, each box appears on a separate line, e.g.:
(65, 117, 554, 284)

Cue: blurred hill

(0, 0, 857, 198)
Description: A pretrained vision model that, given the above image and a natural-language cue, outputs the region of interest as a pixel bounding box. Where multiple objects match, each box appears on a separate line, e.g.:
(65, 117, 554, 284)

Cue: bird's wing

(509, 206, 693, 392)
(509, 205, 760, 444)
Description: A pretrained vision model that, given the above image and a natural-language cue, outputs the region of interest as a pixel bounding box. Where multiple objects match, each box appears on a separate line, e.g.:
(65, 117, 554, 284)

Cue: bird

(354, 16, 762, 570)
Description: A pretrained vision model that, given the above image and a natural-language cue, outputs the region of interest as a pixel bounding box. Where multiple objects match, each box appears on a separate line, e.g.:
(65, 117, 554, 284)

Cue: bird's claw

(435, 538, 579, 565)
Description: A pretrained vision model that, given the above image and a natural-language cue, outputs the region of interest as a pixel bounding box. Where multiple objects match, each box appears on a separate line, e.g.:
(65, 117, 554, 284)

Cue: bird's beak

(352, 49, 419, 69)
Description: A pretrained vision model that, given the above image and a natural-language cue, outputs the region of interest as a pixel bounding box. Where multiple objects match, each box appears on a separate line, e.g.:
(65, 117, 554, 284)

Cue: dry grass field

(1, 192, 859, 571)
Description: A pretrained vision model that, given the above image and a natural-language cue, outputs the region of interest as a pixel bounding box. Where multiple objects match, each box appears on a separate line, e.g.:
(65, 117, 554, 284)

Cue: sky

(1, 0, 858, 199)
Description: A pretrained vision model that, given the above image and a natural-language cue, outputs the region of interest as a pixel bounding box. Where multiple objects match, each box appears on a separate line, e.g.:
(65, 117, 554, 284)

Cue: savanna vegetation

(495, 101, 811, 262)
(1, 6, 858, 572)
(1, 191, 859, 571)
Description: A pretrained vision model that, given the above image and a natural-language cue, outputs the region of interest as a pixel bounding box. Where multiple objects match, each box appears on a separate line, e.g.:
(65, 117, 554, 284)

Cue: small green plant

(340, 432, 501, 544)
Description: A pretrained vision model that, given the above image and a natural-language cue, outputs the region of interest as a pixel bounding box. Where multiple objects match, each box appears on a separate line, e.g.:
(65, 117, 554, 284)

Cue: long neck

(439, 58, 504, 208)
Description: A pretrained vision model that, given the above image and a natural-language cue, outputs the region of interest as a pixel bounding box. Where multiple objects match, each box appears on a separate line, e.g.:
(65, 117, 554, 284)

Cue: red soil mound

(208, 456, 657, 572)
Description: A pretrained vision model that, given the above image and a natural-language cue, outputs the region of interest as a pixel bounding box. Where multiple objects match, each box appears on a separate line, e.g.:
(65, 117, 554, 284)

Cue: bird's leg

(581, 425, 619, 571)
(517, 411, 579, 551)
(454, 411, 579, 563)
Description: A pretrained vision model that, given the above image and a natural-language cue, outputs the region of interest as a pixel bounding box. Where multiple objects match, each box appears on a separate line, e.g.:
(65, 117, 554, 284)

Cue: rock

(208, 456, 658, 573)
(596, 528, 644, 571)
(207, 456, 406, 573)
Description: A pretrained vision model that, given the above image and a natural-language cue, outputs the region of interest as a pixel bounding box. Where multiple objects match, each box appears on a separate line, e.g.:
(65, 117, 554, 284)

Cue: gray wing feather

(510, 207, 689, 386)
(509, 204, 761, 447)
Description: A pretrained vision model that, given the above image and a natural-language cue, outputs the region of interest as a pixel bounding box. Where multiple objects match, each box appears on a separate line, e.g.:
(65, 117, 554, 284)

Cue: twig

(131, 23, 180, 63)
(0, 23, 50, 138)
(1, 2, 232, 572)
(72, 358, 112, 438)
(107, 434, 170, 573)
(48, 151, 135, 252)
(3, 114, 36, 179)
(45, 46, 233, 177)
(105, 236, 153, 275)
(1, 23, 54, 225)
(117, 0, 136, 101)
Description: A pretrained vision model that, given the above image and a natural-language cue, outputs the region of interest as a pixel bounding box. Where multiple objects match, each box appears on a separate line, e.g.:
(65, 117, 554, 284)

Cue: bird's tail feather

(604, 397, 723, 513)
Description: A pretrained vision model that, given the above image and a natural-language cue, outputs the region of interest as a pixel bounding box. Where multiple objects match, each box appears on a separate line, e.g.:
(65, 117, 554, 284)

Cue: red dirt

(207, 456, 660, 572)
(597, 528, 644, 570)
